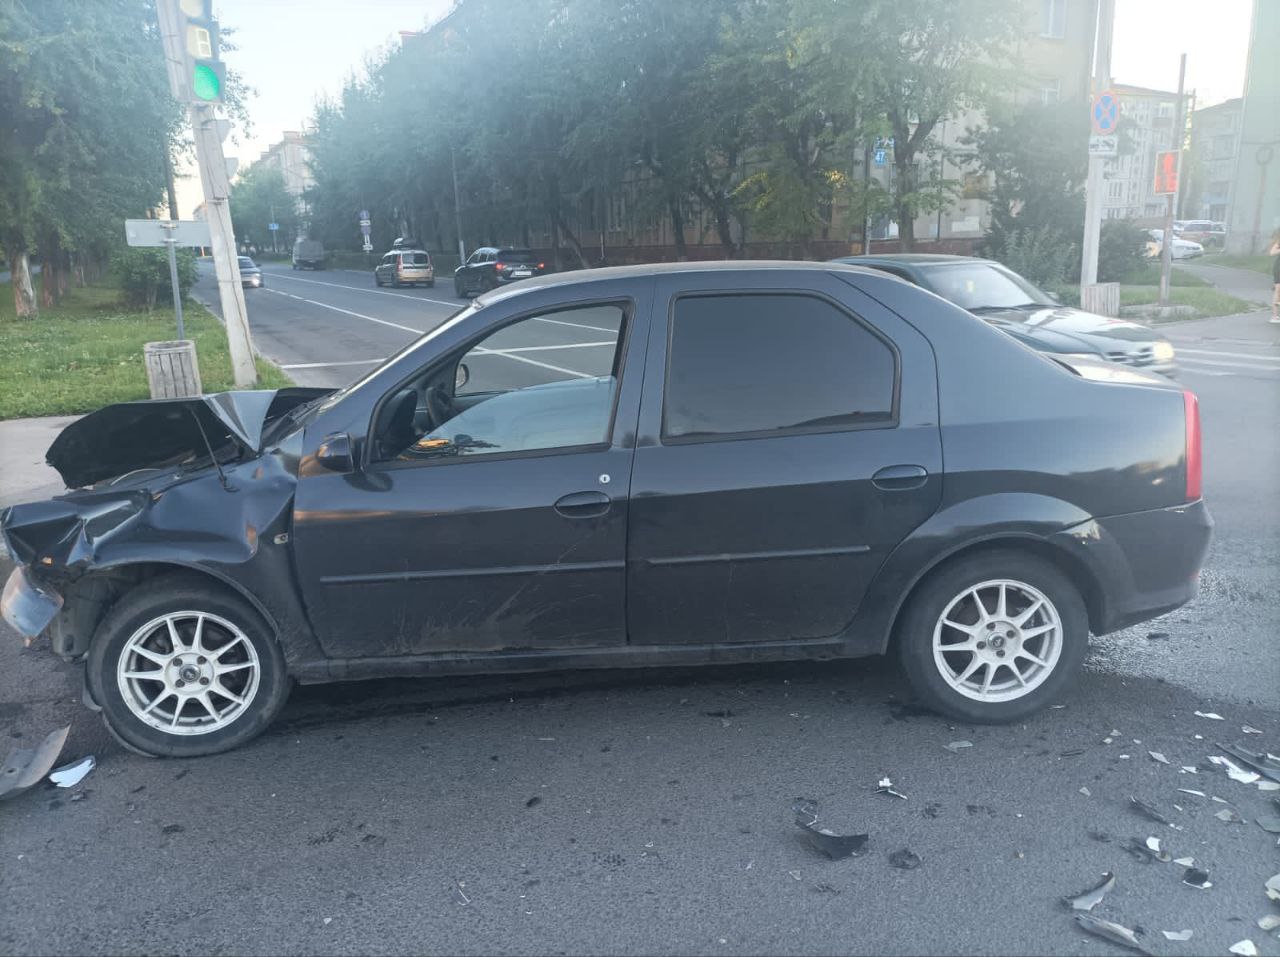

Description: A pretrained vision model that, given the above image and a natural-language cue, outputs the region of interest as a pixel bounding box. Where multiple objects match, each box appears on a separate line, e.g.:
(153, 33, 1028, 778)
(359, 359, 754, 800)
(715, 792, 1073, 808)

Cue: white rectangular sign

(124, 219, 213, 248)
(1088, 135, 1118, 156)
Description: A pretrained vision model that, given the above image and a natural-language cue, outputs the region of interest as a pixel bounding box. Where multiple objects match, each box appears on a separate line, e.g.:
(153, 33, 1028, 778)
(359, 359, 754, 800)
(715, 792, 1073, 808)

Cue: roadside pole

(156, 0, 256, 388)
(165, 233, 185, 340)
(1158, 54, 1187, 307)
(451, 144, 466, 263)
(1080, 0, 1115, 293)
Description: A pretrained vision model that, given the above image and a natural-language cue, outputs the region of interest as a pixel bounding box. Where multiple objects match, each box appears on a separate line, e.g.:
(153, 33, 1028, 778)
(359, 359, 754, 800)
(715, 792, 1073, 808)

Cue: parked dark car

(454, 247, 547, 297)
(1, 262, 1211, 757)
(237, 256, 263, 289)
(832, 254, 1177, 375)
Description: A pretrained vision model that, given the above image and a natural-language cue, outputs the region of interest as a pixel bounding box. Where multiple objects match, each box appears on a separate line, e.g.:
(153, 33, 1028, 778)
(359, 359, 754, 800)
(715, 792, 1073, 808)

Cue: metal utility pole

(156, 0, 256, 388)
(1159, 54, 1188, 307)
(451, 145, 466, 263)
(1080, 0, 1116, 291)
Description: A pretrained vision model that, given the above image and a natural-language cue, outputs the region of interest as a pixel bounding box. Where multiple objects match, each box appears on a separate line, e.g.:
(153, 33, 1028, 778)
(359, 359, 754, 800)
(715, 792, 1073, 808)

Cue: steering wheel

(426, 382, 454, 430)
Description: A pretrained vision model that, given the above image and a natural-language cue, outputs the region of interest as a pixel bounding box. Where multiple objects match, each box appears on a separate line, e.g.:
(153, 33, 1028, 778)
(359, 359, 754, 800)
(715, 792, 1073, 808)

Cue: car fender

(842, 492, 1095, 656)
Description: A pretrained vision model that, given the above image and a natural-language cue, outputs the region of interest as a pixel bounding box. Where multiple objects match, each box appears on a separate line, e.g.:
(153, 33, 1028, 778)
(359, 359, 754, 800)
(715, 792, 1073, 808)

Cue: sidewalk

(1176, 260, 1273, 306)
(0, 415, 75, 509)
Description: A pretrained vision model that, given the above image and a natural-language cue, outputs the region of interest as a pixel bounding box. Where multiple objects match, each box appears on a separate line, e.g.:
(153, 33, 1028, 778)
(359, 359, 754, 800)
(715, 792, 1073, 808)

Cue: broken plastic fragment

(1123, 837, 1170, 864)
(1216, 743, 1280, 784)
(49, 755, 95, 788)
(1228, 941, 1258, 957)
(1073, 913, 1152, 955)
(1242, 726, 1262, 734)
(888, 848, 921, 870)
(1062, 871, 1115, 911)
(1268, 873, 1280, 902)
(1257, 915, 1280, 932)
(1210, 755, 1261, 785)
(0, 726, 70, 802)
(1173, 856, 1195, 867)
(1144, 836, 1171, 862)
(1129, 796, 1176, 828)
(1194, 711, 1225, 720)
(944, 741, 972, 752)
(874, 777, 907, 800)
(1255, 815, 1280, 834)
(1161, 930, 1193, 941)
(1182, 867, 1213, 889)
(1079, 787, 1091, 797)
(1148, 751, 1170, 765)
(1180, 766, 1198, 774)
(792, 800, 868, 860)
(1176, 788, 1206, 797)
(1215, 808, 1245, 824)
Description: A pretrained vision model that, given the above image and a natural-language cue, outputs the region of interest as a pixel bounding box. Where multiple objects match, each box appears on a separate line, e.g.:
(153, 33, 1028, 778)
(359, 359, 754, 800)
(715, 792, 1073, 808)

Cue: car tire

(85, 574, 291, 758)
(454, 278, 464, 298)
(896, 550, 1088, 723)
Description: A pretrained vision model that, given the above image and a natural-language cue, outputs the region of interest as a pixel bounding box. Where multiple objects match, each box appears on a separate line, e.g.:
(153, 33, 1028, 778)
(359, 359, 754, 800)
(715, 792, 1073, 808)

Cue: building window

(1040, 0, 1066, 38)
(1212, 134, 1235, 160)
(1039, 77, 1061, 105)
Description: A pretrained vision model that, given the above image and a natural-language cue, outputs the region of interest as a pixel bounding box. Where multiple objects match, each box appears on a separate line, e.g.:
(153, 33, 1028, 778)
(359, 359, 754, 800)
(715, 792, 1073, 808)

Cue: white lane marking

(534, 316, 618, 334)
(1174, 347, 1280, 362)
(486, 341, 614, 353)
(269, 270, 461, 308)
(1174, 355, 1280, 372)
(471, 347, 590, 378)
(264, 288, 422, 334)
(280, 359, 384, 370)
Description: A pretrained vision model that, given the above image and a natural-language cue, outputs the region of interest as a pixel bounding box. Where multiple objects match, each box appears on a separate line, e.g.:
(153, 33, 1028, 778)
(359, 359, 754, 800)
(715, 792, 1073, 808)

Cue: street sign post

(1090, 90, 1120, 135)
(1088, 134, 1118, 156)
(359, 210, 372, 259)
(268, 222, 279, 231)
(124, 218, 212, 339)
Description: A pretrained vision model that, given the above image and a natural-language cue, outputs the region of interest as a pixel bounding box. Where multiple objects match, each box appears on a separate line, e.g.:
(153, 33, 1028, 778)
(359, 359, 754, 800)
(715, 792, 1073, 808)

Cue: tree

(230, 165, 300, 253)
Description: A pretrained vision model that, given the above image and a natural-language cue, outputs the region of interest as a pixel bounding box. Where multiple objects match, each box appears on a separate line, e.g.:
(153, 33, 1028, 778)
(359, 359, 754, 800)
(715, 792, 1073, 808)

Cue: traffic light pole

(1158, 54, 1187, 308)
(1080, 0, 1114, 293)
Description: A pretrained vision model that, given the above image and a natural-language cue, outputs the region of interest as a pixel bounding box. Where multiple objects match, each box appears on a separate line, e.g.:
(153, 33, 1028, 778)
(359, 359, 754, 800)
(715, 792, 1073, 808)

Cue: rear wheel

(86, 575, 290, 757)
(896, 551, 1087, 723)
(454, 277, 464, 298)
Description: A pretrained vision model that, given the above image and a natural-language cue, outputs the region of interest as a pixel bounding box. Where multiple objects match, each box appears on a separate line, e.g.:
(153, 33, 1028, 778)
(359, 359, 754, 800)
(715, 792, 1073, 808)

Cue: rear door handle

(872, 464, 929, 491)
(554, 490, 612, 518)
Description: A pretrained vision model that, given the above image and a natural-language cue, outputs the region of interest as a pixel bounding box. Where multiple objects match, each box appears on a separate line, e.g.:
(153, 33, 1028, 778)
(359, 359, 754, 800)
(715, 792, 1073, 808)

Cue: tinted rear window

(497, 250, 536, 264)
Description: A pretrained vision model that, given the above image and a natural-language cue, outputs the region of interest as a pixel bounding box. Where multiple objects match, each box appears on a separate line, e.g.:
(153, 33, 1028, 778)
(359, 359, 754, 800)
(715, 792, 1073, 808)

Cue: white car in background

(1146, 228, 1204, 260)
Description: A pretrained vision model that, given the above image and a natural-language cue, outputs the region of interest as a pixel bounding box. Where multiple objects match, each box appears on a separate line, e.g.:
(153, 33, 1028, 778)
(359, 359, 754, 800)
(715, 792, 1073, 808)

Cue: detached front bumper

(1, 565, 63, 640)
(1051, 499, 1214, 635)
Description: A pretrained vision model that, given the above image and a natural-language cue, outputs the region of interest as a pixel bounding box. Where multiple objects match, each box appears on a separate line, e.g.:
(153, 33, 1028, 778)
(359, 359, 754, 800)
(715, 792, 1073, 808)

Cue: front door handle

(554, 490, 612, 518)
(872, 464, 929, 491)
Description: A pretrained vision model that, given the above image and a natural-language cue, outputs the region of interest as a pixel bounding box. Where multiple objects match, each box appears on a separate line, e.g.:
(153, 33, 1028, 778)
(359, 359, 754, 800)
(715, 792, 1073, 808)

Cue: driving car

(0, 262, 1211, 757)
(292, 238, 325, 270)
(1146, 229, 1204, 260)
(831, 254, 1177, 376)
(238, 256, 263, 289)
(375, 248, 434, 287)
(455, 247, 547, 297)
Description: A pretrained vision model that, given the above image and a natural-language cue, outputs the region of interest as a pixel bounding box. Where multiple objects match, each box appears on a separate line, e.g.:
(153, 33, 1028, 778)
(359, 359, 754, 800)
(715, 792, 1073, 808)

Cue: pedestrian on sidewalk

(1271, 229, 1280, 324)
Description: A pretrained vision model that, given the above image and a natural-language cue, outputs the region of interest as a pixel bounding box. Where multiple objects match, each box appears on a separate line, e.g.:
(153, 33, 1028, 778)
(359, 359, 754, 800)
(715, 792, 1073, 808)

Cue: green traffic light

(192, 62, 221, 101)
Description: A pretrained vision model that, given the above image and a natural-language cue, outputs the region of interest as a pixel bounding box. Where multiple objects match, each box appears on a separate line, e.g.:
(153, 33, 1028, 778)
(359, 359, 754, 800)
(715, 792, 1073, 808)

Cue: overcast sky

(176, 0, 1255, 215)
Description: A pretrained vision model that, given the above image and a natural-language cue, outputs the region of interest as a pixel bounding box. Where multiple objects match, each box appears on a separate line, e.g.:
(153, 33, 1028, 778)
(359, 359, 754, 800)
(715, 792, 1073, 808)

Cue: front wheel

(86, 575, 291, 757)
(896, 551, 1088, 723)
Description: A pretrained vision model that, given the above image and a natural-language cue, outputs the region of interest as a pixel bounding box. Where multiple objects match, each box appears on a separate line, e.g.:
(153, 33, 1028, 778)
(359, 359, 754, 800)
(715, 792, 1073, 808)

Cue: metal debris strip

(1073, 913, 1153, 956)
(1182, 867, 1213, 889)
(0, 726, 70, 802)
(1148, 751, 1170, 765)
(1161, 930, 1193, 941)
(49, 755, 95, 788)
(1062, 871, 1116, 911)
(1194, 711, 1225, 720)
(888, 849, 921, 870)
(1216, 743, 1280, 784)
(792, 799, 869, 861)
(1228, 941, 1258, 957)
(1209, 754, 1261, 785)
(874, 777, 907, 800)
(1129, 796, 1178, 828)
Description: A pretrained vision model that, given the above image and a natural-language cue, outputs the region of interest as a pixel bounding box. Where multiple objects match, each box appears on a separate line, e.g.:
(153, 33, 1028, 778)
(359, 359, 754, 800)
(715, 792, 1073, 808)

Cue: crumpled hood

(984, 306, 1163, 344)
(45, 388, 330, 489)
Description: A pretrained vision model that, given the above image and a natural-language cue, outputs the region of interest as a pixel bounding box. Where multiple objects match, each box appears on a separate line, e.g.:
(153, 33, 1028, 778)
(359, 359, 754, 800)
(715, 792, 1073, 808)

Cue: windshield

(238, 257, 256, 268)
(920, 261, 1055, 311)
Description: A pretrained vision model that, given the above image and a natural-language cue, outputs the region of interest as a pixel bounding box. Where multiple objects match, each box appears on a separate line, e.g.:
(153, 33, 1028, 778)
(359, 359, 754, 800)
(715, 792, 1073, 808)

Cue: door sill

(293, 636, 856, 684)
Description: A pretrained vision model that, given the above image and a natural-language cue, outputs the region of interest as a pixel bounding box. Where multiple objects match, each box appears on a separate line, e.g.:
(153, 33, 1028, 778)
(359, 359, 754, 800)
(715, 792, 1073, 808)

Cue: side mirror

(316, 432, 354, 473)
(455, 362, 470, 392)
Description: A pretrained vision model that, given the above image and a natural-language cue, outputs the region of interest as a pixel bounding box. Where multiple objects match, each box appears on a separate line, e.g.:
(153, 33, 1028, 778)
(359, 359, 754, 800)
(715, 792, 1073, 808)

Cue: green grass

(1117, 284, 1256, 319)
(1200, 253, 1274, 275)
(1117, 263, 1208, 286)
(0, 281, 291, 420)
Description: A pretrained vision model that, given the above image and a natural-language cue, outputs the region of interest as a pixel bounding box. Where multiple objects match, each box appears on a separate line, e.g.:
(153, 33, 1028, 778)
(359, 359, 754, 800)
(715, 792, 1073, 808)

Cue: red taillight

(1183, 389, 1202, 501)
(495, 262, 508, 271)
(537, 262, 545, 269)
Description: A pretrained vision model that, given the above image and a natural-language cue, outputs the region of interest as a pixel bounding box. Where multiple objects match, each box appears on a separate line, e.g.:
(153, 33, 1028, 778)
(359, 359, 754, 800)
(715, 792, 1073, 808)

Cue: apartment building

(257, 131, 314, 198)
(1189, 98, 1242, 223)
(1100, 84, 1180, 223)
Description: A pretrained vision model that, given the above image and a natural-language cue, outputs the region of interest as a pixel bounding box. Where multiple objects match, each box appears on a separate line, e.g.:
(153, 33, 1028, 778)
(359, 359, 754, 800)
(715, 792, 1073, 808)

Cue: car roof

(831, 253, 996, 268)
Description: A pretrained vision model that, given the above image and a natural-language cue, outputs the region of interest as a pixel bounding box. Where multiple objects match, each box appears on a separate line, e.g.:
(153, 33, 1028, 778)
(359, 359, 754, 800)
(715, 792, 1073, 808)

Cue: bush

(112, 247, 198, 310)
(986, 224, 1077, 287)
(1096, 220, 1147, 283)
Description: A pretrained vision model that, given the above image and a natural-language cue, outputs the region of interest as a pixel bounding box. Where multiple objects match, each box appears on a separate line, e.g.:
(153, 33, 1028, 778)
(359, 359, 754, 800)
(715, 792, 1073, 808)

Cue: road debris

(1148, 751, 1170, 765)
(1062, 871, 1115, 911)
(1242, 726, 1263, 735)
(0, 726, 69, 802)
(1181, 867, 1213, 889)
(888, 849, 921, 870)
(1257, 915, 1280, 932)
(1194, 711, 1225, 721)
(944, 741, 972, 753)
(1209, 754, 1261, 785)
(1144, 837, 1171, 862)
(1073, 913, 1152, 955)
(1180, 765, 1198, 773)
(1216, 743, 1280, 784)
(1173, 856, 1195, 867)
(1129, 797, 1177, 828)
(48, 755, 95, 788)
(1176, 788, 1206, 797)
(1227, 941, 1258, 957)
(1080, 787, 1091, 797)
(1123, 837, 1170, 864)
(874, 777, 907, 800)
(792, 800, 868, 860)
(1255, 815, 1280, 834)
(1161, 930, 1193, 941)
(1145, 631, 1169, 640)
(1265, 874, 1280, 902)
(1215, 808, 1245, 824)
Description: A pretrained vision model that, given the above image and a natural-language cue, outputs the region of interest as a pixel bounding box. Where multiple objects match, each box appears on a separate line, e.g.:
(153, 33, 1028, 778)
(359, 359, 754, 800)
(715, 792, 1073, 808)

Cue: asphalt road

(2, 262, 1278, 956)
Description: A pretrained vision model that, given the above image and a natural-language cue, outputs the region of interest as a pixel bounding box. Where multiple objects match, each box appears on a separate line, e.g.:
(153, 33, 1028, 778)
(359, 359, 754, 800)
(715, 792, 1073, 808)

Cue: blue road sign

(1091, 91, 1119, 135)
(268, 222, 279, 231)
(874, 149, 886, 166)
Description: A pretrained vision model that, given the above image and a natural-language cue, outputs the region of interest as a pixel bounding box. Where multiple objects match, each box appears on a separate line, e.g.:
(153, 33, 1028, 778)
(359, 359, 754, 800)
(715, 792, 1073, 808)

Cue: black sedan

(831, 254, 1177, 375)
(454, 247, 547, 297)
(238, 256, 263, 289)
(1, 262, 1211, 757)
